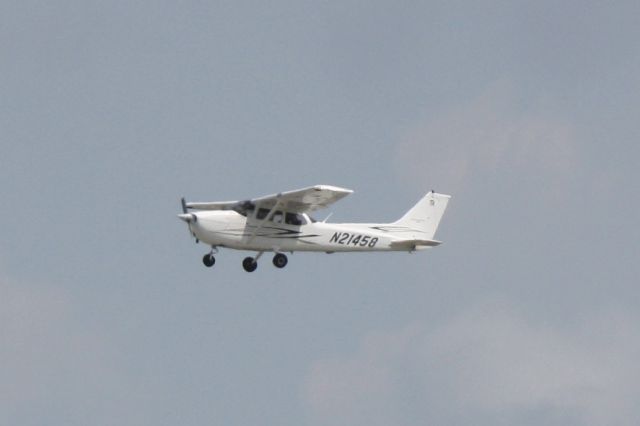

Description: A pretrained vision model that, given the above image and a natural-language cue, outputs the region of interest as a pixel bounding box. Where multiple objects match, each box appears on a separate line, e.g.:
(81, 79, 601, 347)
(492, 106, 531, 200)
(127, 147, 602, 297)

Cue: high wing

(185, 185, 353, 214)
(252, 185, 353, 212)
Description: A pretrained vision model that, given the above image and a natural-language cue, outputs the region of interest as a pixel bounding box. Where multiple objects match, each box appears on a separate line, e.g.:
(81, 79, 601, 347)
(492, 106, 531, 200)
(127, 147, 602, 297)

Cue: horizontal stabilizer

(390, 239, 442, 251)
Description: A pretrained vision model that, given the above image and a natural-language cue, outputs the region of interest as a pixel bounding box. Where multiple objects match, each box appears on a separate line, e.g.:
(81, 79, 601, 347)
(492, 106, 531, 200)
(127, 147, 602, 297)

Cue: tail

(393, 191, 451, 240)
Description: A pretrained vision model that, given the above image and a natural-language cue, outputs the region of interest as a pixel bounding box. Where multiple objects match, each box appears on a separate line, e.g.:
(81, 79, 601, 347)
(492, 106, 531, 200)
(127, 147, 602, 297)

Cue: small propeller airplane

(178, 185, 451, 272)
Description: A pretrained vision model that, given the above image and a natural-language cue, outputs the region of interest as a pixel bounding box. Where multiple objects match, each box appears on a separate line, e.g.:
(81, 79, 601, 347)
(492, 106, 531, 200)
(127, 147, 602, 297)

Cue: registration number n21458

(330, 232, 378, 247)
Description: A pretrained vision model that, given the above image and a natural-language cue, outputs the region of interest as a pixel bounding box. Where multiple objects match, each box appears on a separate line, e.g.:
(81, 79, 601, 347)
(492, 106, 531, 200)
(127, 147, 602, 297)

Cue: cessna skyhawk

(178, 185, 450, 272)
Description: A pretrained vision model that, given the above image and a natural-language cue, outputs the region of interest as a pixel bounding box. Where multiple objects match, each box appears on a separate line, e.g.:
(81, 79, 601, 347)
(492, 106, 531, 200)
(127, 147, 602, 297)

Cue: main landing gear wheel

(272, 253, 288, 268)
(202, 253, 215, 267)
(242, 257, 258, 272)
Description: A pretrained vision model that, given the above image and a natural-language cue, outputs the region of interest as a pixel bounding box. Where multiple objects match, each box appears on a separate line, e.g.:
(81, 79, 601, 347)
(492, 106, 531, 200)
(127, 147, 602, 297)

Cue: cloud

(0, 273, 146, 425)
(302, 298, 640, 426)
(394, 83, 578, 195)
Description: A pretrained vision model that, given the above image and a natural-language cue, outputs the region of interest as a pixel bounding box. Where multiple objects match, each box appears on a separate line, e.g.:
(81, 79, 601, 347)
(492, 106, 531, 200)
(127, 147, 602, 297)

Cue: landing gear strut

(272, 253, 288, 268)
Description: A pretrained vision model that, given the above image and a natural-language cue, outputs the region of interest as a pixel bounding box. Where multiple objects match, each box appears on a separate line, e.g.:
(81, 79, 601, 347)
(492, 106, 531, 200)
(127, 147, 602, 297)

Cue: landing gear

(201, 251, 289, 272)
(272, 253, 288, 268)
(202, 253, 215, 267)
(242, 257, 258, 272)
(202, 247, 218, 267)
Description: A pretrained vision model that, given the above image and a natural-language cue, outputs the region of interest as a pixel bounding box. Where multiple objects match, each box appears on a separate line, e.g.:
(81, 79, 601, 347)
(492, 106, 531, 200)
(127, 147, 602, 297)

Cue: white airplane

(178, 185, 450, 272)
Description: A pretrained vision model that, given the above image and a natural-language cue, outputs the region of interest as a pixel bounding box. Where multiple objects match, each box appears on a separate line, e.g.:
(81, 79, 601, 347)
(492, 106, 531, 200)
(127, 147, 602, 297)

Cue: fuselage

(187, 210, 423, 253)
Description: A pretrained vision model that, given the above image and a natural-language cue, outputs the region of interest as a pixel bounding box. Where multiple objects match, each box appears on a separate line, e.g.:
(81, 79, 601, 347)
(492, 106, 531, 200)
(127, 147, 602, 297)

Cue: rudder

(393, 191, 451, 239)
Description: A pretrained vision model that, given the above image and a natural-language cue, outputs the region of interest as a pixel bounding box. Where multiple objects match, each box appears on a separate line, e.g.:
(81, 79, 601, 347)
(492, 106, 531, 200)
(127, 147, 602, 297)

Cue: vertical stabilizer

(393, 192, 451, 239)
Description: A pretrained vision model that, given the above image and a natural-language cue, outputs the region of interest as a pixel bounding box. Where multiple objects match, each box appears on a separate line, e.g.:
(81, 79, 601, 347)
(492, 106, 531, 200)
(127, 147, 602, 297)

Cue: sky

(1, 1, 639, 425)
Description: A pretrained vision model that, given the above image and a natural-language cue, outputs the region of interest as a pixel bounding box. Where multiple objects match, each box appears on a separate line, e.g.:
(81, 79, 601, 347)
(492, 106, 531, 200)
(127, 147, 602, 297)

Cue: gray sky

(2, 1, 639, 425)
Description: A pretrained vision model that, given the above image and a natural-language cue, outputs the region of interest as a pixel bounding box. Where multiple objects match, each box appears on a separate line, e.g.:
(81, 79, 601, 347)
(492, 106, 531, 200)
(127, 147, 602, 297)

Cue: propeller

(178, 197, 197, 223)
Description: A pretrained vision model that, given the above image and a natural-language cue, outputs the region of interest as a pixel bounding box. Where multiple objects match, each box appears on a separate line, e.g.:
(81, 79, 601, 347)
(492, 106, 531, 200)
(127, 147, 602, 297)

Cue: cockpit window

(233, 201, 255, 217)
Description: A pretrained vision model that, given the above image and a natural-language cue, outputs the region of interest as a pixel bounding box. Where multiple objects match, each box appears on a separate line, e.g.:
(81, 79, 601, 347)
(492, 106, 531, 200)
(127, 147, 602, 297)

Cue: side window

(272, 211, 283, 224)
(285, 212, 306, 225)
(256, 208, 270, 220)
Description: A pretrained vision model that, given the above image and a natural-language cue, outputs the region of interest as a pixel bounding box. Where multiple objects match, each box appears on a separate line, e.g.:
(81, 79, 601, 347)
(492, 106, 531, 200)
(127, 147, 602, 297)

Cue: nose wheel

(202, 253, 216, 267)
(202, 247, 218, 267)
(272, 253, 288, 268)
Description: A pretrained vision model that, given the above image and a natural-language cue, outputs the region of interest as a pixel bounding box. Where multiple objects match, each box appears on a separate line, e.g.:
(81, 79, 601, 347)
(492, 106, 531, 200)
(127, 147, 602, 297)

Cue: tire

(202, 253, 215, 267)
(272, 253, 288, 268)
(242, 257, 257, 272)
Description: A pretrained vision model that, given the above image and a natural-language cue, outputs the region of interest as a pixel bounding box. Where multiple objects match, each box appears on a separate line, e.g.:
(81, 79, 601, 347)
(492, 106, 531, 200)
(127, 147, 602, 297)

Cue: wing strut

(246, 195, 283, 244)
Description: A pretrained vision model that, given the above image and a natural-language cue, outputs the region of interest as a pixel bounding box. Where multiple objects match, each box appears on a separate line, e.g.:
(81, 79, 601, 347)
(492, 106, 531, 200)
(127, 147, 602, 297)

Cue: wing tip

(314, 184, 354, 194)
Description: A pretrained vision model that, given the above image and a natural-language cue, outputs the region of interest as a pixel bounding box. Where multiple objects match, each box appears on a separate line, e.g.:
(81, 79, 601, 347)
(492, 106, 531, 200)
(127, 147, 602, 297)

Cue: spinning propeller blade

(178, 197, 197, 223)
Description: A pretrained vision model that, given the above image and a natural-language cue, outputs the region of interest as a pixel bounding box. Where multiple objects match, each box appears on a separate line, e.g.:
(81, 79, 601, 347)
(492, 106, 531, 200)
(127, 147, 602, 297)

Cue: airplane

(178, 185, 451, 272)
